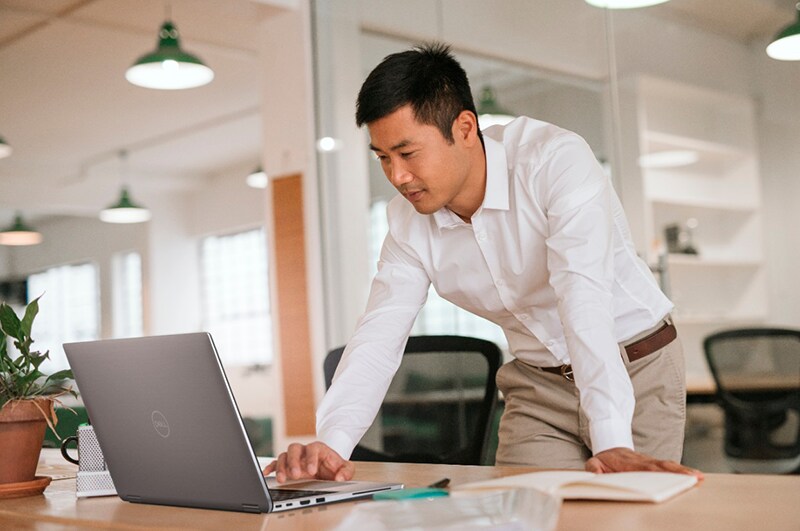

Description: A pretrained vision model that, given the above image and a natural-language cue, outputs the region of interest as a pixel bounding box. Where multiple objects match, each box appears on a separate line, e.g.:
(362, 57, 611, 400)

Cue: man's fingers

(262, 460, 277, 475)
(271, 442, 356, 482)
(584, 456, 604, 474)
(657, 459, 704, 480)
(304, 443, 321, 476)
(275, 453, 288, 483)
(334, 460, 355, 481)
(286, 443, 306, 479)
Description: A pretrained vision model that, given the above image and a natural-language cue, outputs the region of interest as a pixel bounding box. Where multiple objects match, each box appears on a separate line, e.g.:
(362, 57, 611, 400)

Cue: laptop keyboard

(270, 488, 332, 501)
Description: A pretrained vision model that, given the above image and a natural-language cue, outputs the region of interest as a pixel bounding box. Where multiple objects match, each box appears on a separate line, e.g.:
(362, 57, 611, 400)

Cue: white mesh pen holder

(61, 424, 117, 498)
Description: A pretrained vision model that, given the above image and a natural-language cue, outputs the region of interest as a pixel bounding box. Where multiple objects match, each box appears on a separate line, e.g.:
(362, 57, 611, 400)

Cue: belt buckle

(560, 364, 574, 382)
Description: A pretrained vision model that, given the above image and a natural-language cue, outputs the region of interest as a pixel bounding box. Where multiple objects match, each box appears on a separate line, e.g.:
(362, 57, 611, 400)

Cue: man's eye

(400, 151, 415, 159)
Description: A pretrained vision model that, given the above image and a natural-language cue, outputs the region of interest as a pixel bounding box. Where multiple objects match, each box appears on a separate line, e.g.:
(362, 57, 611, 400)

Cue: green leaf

(19, 295, 40, 337)
(44, 369, 74, 383)
(0, 303, 22, 341)
(0, 333, 9, 361)
(20, 369, 43, 386)
(31, 353, 47, 370)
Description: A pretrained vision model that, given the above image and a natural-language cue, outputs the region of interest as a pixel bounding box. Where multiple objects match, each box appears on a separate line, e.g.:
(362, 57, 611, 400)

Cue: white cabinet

(617, 77, 767, 389)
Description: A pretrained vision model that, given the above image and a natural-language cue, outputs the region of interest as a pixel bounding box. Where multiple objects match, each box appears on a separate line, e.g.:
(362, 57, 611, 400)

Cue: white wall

(753, 43, 800, 327)
(4, 216, 147, 339)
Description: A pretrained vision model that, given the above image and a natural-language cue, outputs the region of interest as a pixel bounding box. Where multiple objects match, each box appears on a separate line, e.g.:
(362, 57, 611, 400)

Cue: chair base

(727, 455, 800, 474)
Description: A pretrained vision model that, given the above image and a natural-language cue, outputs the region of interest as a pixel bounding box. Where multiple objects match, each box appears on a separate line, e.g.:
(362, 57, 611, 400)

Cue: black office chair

(703, 328, 800, 474)
(324, 335, 502, 466)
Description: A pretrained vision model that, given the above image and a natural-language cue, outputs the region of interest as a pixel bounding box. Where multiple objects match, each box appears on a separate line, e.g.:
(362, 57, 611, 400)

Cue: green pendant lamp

(246, 166, 268, 189)
(767, 3, 800, 61)
(126, 20, 214, 90)
(100, 151, 151, 224)
(0, 213, 43, 246)
(100, 187, 152, 224)
(477, 86, 515, 130)
(0, 135, 11, 159)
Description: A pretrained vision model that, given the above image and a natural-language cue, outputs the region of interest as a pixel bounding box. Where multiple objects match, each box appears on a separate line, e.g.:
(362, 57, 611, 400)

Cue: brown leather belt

(540, 322, 677, 382)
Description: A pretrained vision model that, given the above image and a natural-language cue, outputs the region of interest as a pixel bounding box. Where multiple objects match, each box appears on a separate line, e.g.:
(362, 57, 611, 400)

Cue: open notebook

(456, 471, 698, 503)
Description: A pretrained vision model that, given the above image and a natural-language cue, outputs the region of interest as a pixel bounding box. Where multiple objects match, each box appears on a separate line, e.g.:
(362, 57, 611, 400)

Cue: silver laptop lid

(64, 333, 272, 513)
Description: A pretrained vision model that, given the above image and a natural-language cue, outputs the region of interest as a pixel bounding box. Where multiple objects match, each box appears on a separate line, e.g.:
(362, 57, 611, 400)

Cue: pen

(427, 477, 450, 489)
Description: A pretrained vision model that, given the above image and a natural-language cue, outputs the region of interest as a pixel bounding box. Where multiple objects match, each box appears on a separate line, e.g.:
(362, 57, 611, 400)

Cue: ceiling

(0, 0, 793, 227)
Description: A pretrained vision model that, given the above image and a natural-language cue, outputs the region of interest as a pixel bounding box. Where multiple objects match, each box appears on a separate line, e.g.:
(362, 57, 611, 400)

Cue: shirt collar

(433, 135, 509, 230)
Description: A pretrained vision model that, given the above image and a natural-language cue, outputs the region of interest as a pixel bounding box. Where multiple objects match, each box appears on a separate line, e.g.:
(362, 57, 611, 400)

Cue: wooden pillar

(271, 174, 315, 436)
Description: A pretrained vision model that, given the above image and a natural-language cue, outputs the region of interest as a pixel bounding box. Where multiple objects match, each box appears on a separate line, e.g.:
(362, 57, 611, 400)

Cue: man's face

(367, 105, 473, 216)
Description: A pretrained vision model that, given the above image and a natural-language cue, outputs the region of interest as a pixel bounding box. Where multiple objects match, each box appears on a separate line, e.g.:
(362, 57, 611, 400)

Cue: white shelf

(666, 255, 762, 268)
(643, 130, 748, 160)
(621, 76, 767, 392)
(650, 197, 758, 213)
(673, 313, 767, 325)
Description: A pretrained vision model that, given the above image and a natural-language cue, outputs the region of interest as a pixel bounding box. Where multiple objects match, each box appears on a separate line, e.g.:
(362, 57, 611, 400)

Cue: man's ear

(453, 110, 480, 146)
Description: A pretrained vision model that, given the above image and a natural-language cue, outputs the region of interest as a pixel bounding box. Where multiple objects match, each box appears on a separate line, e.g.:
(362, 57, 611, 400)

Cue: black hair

(355, 42, 482, 144)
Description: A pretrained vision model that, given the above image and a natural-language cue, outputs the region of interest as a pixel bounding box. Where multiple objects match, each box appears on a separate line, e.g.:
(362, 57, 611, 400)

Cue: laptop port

(300, 500, 311, 506)
(316, 497, 325, 503)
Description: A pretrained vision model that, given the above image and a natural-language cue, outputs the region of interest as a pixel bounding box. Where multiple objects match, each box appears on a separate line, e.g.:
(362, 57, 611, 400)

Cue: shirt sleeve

(540, 133, 635, 454)
(316, 230, 431, 459)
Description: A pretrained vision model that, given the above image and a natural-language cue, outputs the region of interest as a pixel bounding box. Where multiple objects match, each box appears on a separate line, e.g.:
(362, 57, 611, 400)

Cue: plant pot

(0, 398, 53, 484)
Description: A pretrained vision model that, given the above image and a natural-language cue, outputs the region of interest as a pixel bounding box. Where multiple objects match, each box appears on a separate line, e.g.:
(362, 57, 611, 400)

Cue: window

(26, 263, 100, 372)
(112, 251, 143, 338)
(200, 228, 272, 365)
(369, 201, 507, 349)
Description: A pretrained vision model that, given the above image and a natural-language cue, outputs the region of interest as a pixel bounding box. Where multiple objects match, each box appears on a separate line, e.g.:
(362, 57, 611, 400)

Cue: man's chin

(409, 201, 440, 215)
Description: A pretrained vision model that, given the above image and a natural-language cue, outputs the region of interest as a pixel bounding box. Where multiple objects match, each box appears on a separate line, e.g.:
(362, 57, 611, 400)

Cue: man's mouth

(404, 190, 424, 202)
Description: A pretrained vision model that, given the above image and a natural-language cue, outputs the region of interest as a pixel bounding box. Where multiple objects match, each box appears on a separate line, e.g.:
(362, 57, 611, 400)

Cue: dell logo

(151, 411, 170, 438)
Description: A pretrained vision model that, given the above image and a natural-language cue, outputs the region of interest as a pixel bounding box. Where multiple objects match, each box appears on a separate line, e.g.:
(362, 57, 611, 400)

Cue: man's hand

(263, 441, 355, 483)
(586, 447, 704, 480)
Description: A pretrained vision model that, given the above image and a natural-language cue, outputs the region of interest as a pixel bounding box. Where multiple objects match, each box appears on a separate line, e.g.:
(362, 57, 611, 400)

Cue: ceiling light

(100, 151, 151, 223)
(0, 136, 12, 159)
(585, 0, 670, 8)
(0, 213, 43, 246)
(100, 188, 152, 223)
(126, 20, 214, 90)
(316, 137, 342, 152)
(477, 86, 515, 130)
(767, 3, 800, 61)
(638, 150, 699, 169)
(246, 167, 268, 189)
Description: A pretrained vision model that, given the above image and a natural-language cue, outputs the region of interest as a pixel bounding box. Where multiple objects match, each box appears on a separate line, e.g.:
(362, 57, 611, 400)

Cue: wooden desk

(2, 450, 798, 530)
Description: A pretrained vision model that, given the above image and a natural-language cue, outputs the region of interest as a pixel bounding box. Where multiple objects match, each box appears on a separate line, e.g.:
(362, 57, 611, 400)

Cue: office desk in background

(1, 450, 798, 530)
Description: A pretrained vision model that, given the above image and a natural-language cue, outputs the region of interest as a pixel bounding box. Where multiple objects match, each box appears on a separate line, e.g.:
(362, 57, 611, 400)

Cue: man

(266, 43, 702, 483)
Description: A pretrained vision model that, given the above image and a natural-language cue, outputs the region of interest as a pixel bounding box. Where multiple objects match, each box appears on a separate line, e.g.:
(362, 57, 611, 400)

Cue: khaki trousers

(495, 331, 686, 469)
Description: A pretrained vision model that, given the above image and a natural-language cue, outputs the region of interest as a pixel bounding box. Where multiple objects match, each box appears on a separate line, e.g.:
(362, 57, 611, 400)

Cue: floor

(683, 403, 732, 473)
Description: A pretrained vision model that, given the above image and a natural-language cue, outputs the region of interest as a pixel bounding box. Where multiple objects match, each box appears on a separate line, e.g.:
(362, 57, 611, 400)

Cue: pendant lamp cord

(604, 7, 625, 196)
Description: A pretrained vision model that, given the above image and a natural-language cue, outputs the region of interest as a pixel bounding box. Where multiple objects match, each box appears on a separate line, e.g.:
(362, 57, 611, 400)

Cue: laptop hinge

(241, 503, 261, 513)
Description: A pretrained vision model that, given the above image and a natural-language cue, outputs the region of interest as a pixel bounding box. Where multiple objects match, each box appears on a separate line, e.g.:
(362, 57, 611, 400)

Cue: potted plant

(0, 295, 76, 494)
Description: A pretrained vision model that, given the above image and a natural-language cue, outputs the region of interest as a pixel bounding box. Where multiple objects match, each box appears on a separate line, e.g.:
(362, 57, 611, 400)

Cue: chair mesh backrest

(324, 335, 502, 465)
(704, 328, 800, 398)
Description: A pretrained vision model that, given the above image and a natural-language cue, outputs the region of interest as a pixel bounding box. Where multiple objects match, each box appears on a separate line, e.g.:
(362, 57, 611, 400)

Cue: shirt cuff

(589, 418, 634, 455)
(318, 429, 358, 461)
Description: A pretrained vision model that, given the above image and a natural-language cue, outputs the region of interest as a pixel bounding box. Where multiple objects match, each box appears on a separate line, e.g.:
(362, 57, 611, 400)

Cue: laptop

(63, 332, 403, 513)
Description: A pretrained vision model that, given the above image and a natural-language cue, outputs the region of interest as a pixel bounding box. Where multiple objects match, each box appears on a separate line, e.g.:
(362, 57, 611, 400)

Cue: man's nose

(388, 160, 412, 187)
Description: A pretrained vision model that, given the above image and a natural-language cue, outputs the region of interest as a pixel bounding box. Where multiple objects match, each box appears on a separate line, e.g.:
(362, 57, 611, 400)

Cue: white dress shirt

(317, 117, 673, 459)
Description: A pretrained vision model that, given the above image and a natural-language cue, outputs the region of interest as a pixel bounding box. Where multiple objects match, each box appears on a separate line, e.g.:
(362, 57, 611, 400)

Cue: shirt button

(476, 232, 487, 241)
(495, 279, 505, 287)
(518, 314, 529, 320)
